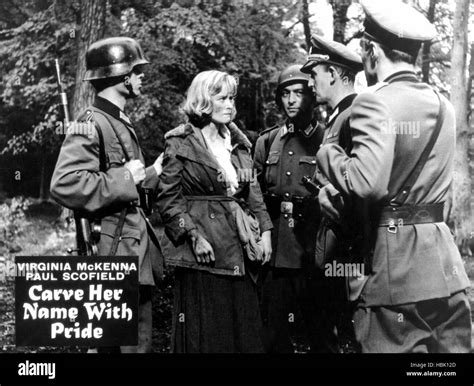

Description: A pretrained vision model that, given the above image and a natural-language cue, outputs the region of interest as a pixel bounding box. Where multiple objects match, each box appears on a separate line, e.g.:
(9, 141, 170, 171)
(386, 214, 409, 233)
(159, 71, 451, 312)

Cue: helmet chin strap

(124, 75, 138, 99)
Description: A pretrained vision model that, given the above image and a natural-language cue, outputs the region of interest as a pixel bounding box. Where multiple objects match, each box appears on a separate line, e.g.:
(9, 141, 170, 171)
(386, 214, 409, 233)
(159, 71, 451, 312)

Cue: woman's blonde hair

(182, 70, 237, 125)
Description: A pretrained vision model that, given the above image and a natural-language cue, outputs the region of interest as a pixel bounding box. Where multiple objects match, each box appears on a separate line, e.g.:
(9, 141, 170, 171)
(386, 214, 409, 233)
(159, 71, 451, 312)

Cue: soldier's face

(123, 67, 145, 98)
(211, 86, 235, 125)
(280, 83, 313, 120)
(309, 65, 332, 103)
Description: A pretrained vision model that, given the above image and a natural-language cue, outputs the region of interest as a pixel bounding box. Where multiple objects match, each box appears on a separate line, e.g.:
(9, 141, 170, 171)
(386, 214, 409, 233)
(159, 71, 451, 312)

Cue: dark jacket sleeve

(156, 138, 197, 245)
(316, 92, 395, 201)
(50, 129, 138, 213)
(143, 165, 159, 190)
(249, 139, 273, 233)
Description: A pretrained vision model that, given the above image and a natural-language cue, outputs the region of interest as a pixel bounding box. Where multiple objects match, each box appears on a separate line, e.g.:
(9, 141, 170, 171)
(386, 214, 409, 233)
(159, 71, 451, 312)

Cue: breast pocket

(298, 156, 318, 181)
(265, 152, 280, 186)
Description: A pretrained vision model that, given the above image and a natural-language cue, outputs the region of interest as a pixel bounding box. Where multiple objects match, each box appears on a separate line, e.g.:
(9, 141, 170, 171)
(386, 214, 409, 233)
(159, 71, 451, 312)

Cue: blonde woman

(157, 70, 272, 352)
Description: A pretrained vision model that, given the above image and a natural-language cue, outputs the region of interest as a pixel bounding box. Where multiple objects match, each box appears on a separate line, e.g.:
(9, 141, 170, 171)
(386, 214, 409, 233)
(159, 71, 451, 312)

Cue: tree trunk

(421, 0, 437, 84)
(39, 153, 45, 201)
(71, 0, 106, 119)
(301, 0, 311, 51)
(450, 0, 471, 254)
(61, 0, 106, 225)
(328, 0, 351, 43)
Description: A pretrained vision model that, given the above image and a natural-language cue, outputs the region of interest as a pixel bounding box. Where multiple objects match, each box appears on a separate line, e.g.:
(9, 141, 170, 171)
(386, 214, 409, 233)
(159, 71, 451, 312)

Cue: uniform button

(284, 214, 289, 219)
(210, 213, 216, 219)
(311, 160, 316, 164)
(286, 171, 291, 176)
(266, 161, 270, 165)
(209, 186, 214, 192)
(284, 193, 290, 198)
(288, 151, 294, 156)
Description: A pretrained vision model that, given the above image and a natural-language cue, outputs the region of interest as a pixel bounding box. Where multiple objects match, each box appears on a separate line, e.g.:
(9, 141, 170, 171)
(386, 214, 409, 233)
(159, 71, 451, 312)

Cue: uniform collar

(93, 96, 133, 126)
(327, 93, 357, 126)
(281, 118, 319, 139)
(383, 70, 419, 84)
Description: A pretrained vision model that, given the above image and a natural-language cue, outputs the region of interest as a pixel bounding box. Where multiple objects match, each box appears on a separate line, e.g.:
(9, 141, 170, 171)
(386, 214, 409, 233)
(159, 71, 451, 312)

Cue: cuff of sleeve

(164, 213, 197, 245)
(257, 215, 273, 234)
(143, 165, 159, 189)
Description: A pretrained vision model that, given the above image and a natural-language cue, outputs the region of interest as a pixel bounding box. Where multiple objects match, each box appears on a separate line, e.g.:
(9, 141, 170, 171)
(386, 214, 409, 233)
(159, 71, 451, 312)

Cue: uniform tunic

(316, 71, 471, 352)
(254, 121, 335, 352)
(254, 121, 323, 269)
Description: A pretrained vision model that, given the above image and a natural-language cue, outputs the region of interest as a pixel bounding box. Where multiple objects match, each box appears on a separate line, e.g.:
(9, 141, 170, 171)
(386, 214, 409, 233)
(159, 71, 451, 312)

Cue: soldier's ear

(367, 41, 379, 62)
(328, 66, 337, 86)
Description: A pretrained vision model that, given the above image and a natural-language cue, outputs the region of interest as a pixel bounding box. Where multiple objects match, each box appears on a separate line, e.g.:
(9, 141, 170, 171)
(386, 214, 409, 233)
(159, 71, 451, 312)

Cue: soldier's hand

(319, 183, 344, 223)
(188, 229, 215, 264)
(124, 159, 146, 185)
(153, 153, 164, 176)
(261, 230, 272, 265)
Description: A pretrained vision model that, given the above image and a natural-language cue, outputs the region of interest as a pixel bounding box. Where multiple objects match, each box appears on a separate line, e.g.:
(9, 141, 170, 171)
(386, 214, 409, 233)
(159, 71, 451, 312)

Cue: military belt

(379, 203, 444, 233)
(263, 193, 317, 219)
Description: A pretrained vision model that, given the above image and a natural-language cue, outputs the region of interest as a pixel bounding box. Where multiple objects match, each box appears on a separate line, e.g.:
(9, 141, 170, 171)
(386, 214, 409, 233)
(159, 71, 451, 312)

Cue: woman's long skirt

(171, 267, 264, 353)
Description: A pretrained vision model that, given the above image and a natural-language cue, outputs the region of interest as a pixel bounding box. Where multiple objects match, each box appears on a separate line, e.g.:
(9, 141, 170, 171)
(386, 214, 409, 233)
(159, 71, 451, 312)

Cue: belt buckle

(387, 219, 397, 234)
(280, 201, 293, 215)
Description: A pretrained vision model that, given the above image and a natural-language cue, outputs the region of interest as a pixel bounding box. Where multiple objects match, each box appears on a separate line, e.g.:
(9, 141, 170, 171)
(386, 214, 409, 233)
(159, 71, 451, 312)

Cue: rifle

(55, 58, 99, 256)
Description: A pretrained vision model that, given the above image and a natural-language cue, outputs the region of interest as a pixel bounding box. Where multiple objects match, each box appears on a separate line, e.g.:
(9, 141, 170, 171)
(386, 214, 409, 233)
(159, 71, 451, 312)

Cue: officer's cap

(301, 34, 363, 74)
(360, 0, 437, 56)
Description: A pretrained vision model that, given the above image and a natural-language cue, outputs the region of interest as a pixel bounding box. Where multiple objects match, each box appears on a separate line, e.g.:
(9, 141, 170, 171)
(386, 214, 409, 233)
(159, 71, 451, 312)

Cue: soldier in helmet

(254, 65, 337, 352)
(50, 37, 164, 353)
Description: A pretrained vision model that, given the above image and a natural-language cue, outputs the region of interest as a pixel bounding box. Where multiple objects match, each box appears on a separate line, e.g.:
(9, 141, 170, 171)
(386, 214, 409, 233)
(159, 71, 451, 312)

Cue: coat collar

(165, 122, 252, 150)
(280, 117, 319, 139)
(93, 96, 139, 143)
(383, 70, 419, 84)
(327, 93, 357, 127)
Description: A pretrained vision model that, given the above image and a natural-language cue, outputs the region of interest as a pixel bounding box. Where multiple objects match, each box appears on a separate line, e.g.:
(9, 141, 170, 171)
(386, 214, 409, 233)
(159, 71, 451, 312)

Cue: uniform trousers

(259, 267, 348, 353)
(353, 290, 472, 353)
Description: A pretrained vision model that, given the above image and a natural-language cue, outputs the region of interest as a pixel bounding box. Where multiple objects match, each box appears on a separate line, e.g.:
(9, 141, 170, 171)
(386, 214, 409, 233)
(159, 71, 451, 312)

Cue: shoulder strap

(94, 124, 107, 173)
(93, 110, 132, 162)
(392, 91, 446, 205)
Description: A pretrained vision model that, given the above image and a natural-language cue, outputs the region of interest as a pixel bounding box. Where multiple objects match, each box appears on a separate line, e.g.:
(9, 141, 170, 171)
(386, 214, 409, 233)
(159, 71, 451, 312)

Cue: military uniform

(50, 38, 162, 353)
(315, 0, 472, 353)
(300, 34, 364, 351)
(254, 111, 336, 352)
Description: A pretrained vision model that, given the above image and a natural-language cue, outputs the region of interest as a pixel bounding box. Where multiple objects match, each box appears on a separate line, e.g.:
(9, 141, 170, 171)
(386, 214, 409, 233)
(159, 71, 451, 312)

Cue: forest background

(0, 0, 473, 352)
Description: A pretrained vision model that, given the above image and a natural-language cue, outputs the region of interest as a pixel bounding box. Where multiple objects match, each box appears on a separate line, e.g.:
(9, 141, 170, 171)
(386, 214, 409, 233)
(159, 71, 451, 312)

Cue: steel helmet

(276, 64, 310, 93)
(84, 37, 150, 81)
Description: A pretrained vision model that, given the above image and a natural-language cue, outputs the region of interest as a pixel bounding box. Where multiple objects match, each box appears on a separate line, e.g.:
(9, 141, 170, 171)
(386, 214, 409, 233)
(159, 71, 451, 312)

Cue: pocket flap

(299, 156, 317, 165)
(266, 152, 280, 165)
(100, 220, 140, 240)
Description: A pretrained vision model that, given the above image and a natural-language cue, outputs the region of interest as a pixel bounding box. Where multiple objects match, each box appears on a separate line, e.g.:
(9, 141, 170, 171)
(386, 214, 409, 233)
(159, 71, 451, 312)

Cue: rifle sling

(92, 111, 132, 256)
(392, 91, 445, 205)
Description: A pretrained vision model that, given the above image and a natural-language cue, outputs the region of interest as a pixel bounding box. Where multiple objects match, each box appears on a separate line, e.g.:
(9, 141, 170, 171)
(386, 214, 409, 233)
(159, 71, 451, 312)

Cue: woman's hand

(261, 230, 272, 265)
(188, 229, 215, 264)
